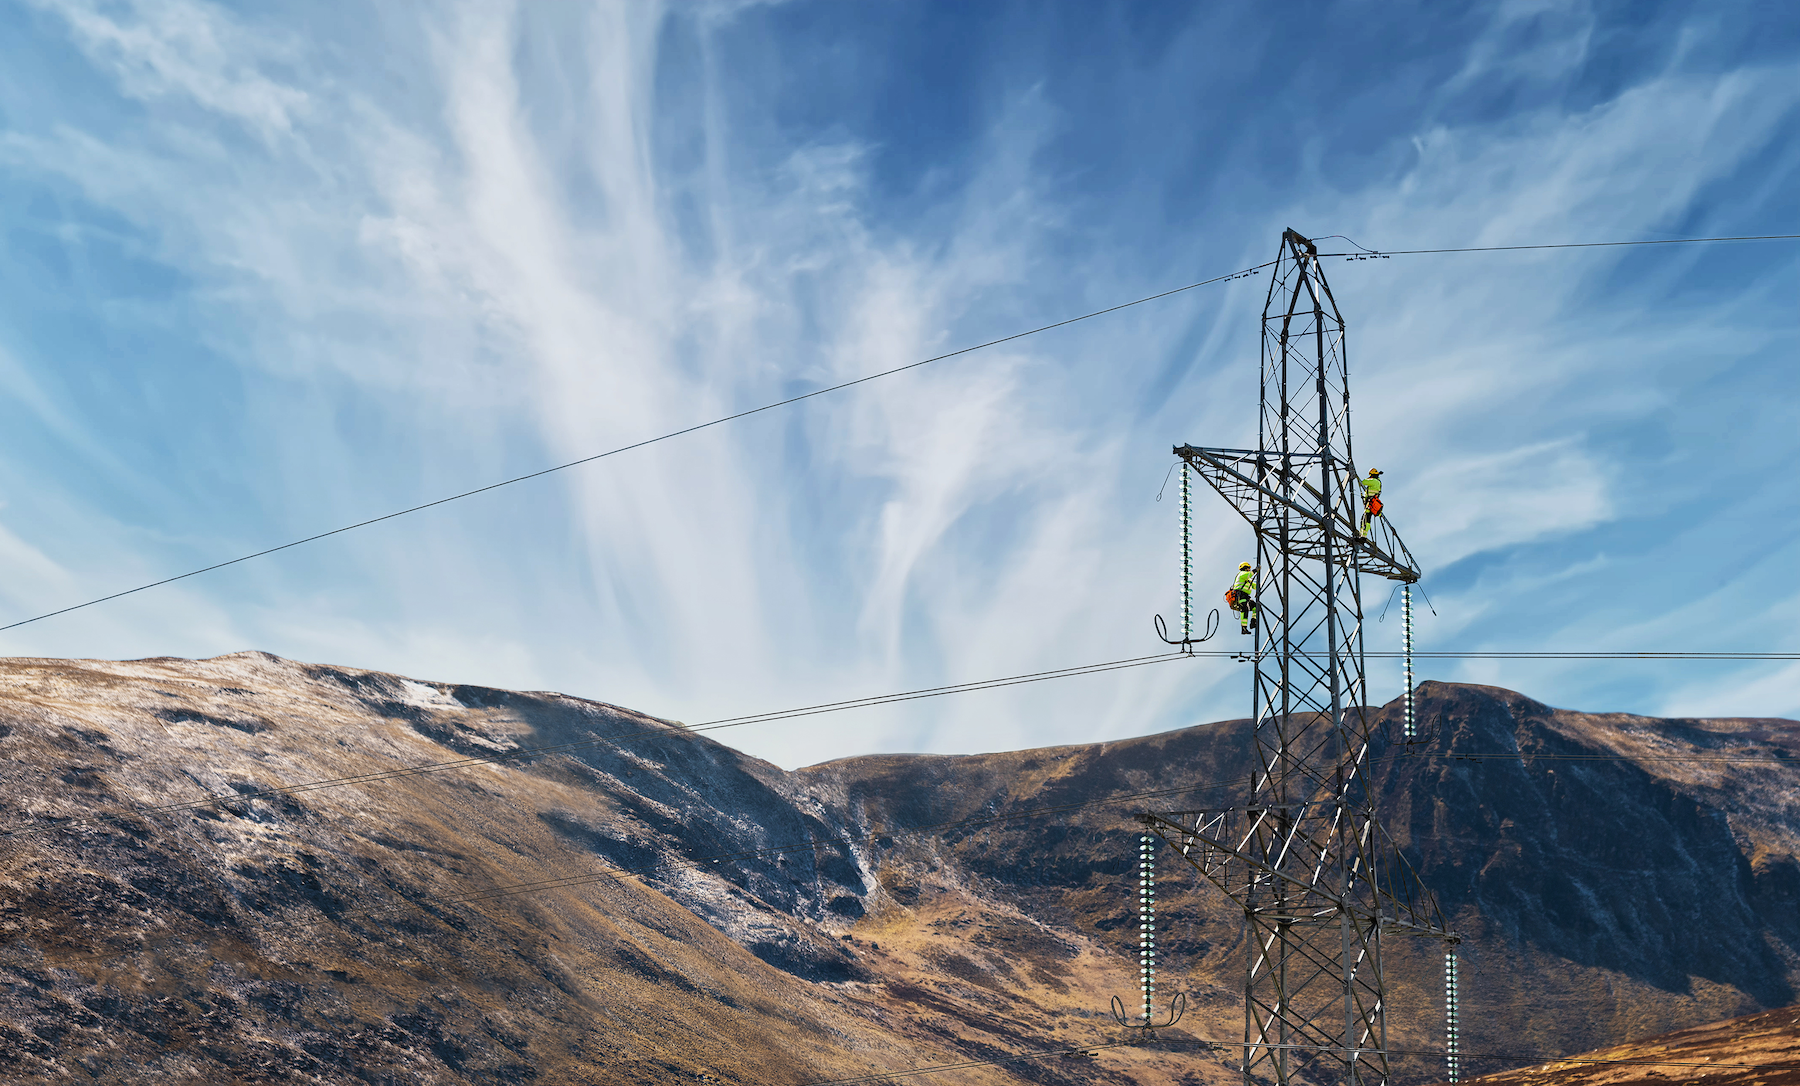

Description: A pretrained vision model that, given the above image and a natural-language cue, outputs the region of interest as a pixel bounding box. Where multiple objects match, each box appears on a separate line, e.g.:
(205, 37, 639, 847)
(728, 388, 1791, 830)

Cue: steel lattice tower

(1140, 229, 1454, 1086)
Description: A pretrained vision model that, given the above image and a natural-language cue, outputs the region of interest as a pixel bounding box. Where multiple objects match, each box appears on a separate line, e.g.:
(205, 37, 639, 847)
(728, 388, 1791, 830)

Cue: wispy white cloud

(1659, 658, 1800, 721)
(33, 0, 308, 138)
(1405, 438, 1613, 568)
(1288, 51, 1800, 684)
(0, 1, 1793, 769)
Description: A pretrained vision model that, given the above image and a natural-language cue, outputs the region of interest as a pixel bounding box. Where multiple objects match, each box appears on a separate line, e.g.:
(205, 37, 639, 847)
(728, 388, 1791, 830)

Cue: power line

(1376, 650, 1800, 660)
(0, 265, 1271, 637)
(1186, 650, 1800, 660)
(0, 650, 1191, 839)
(4, 230, 1794, 637)
(6, 643, 1793, 841)
(1317, 231, 1800, 257)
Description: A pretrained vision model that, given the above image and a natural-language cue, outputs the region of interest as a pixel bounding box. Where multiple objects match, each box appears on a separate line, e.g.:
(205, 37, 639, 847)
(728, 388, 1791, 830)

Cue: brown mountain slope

(1450, 1002, 1800, 1086)
(0, 653, 1796, 1084)
(0, 652, 1231, 1086)
(0, 652, 891, 1084)
(800, 680, 1800, 1081)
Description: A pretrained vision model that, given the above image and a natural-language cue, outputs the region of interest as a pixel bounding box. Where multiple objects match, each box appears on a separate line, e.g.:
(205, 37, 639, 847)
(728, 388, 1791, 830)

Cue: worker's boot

(1240, 625, 1250, 635)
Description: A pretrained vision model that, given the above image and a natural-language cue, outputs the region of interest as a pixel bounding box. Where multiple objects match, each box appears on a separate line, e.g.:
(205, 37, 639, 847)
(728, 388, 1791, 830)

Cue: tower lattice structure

(1140, 229, 1455, 1086)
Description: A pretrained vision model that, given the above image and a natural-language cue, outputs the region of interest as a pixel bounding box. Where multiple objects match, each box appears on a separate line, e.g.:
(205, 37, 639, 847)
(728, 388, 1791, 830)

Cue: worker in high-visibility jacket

(1359, 469, 1383, 537)
(1226, 562, 1258, 634)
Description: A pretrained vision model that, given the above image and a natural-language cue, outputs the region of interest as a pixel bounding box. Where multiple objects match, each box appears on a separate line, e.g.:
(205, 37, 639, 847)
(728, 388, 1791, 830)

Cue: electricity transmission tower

(1140, 229, 1457, 1086)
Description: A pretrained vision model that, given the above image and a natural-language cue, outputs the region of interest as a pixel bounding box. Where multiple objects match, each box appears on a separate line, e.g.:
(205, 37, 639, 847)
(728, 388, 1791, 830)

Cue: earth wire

(1317, 231, 1800, 257)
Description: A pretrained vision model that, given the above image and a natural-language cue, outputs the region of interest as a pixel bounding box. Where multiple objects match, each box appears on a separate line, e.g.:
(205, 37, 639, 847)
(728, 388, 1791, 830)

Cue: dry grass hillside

(1447, 1002, 1800, 1086)
(805, 681, 1800, 1079)
(0, 652, 1234, 1085)
(0, 652, 1796, 1084)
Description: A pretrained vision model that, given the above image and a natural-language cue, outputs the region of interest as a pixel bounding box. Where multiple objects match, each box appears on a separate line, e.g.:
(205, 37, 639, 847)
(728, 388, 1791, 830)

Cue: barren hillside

(1449, 1002, 1800, 1086)
(0, 653, 1796, 1084)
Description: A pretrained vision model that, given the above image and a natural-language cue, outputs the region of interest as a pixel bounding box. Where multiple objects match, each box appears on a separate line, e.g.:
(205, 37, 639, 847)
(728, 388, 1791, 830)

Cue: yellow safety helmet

(1239, 562, 1253, 570)
(1368, 468, 1382, 476)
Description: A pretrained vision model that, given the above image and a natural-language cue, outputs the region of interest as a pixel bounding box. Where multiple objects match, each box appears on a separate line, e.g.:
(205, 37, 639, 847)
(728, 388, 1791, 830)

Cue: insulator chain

(1445, 949, 1461, 1083)
(1139, 834, 1157, 1020)
(1403, 583, 1416, 740)
(1180, 467, 1192, 644)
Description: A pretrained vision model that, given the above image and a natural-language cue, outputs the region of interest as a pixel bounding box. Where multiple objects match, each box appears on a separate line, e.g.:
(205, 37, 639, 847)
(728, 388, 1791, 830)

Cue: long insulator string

(1180, 466, 1192, 645)
(1445, 949, 1461, 1083)
(1139, 834, 1157, 1021)
(1403, 584, 1415, 740)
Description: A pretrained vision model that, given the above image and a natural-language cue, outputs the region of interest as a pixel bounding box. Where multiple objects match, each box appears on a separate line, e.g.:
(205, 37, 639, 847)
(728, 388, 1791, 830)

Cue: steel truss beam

(1173, 446, 1420, 585)
(1143, 229, 1453, 1086)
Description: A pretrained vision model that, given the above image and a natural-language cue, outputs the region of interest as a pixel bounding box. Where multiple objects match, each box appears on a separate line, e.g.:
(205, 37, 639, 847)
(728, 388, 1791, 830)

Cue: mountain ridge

(0, 651, 1795, 1083)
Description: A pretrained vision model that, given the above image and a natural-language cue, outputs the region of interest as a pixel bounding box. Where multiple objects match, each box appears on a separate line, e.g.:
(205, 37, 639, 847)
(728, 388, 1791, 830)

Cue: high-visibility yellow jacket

(1233, 569, 1256, 595)
(1360, 475, 1382, 500)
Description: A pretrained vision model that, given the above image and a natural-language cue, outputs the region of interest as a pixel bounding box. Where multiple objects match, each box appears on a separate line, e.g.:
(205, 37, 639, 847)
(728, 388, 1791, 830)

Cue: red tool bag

(1367, 497, 1383, 517)
(1225, 588, 1247, 611)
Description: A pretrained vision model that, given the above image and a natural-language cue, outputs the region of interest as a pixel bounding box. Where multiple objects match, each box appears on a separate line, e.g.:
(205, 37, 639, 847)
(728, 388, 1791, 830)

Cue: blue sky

(0, 0, 1795, 767)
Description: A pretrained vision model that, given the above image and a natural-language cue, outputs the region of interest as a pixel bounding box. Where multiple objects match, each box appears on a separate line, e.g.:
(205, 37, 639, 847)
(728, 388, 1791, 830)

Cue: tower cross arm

(1138, 811, 1457, 940)
(1173, 444, 1421, 584)
(1379, 916, 1461, 942)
